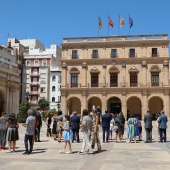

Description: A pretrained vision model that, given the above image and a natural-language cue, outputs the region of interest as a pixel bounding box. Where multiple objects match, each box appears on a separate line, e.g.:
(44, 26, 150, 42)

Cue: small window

(92, 50, 98, 58)
(151, 72, 159, 86)
(26, 60, 30, 66)
(72, 50, 78, 59)
(42, 59, 47, 66)
(33, 87, 38, 91)
(130, 72, 138, 87)
(34, 60, 39, 66)
(52, 97, 55, 102)
(40, 87, 45, 92)
(152, 48, 158, 57)
(91, 73, 98, 87)
(129, 49, 135, 57)
(52, 76, 56, 81)
(111, 49, 117, 58)
(52, 86, 55, 92)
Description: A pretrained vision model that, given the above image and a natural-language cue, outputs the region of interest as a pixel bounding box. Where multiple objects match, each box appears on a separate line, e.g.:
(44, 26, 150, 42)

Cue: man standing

(78, 109, 93, 155)
(35, 108, 42, 142)
(158, 110, 168, 142)
(23, 109, 36, 155)
(144, 110, 153, 143)
(102, 110, 111, 142)
(70, 111, 80, 143)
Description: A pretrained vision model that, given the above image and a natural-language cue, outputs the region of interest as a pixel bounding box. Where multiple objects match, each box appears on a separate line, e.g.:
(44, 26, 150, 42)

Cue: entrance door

(110, 103, 121, 114)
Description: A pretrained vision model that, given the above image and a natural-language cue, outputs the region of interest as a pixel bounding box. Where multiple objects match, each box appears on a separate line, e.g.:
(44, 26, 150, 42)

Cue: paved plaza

(0, 120, 170, 170)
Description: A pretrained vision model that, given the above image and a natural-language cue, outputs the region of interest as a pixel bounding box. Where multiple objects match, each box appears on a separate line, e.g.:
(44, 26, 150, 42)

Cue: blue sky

(1, 0, 170, 47)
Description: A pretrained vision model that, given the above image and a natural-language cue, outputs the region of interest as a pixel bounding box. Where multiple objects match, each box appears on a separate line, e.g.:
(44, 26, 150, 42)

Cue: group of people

(0, 107, 168, 155)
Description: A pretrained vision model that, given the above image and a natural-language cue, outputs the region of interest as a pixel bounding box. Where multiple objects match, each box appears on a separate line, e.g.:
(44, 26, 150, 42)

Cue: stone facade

(60, 34, 170, 119)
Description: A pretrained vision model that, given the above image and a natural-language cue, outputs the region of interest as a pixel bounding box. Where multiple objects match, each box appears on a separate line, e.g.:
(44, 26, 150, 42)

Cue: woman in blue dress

(127, 114, 137, 143)
(59, 115, 72, 154)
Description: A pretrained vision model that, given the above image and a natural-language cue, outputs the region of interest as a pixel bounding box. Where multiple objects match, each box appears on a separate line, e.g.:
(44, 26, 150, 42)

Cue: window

(111, 49, 117, 58)
(92, 50, 98, 58)
(40, 69, 46, 73)
(130, 72, 138, 87)
(34, 60, 39, 66)
(26, 69, 30, 74)
(40, 87, 45, 92)
(58, 75, 61, 84)
(33, 68, 37, 74)
(71, 74, 78, 87)
(26, 60, 30, 66)
(33, 87, 38, 91)
(52, 86, 55, 92)
(26, 78, 30, 83)
(42, 59, 47, 66)
(151, 72, 159, 86)
(52, 75, 56, 81)
(152, 48, 158, 57)
(72, 50, 78, 59)
(110, 73, 118, 87)
(91, 73, 98, 87)
(32, 96, 37, 103)
(52, 97, 55, 102)
(40, 78, 46, 83)
(33, 78, 38, 83)
(129, 49, 135, 57)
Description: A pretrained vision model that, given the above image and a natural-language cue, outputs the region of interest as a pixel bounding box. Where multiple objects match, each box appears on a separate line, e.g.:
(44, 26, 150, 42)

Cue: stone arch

(69, 67, 80, 74)
(67, 96, 81, 115)
(127, 96, 142, 120)
(148, 96, 163, 119)
(88, 96, 102, 113)
(150, 65, 161, 72)
(107, 97, 122, 115)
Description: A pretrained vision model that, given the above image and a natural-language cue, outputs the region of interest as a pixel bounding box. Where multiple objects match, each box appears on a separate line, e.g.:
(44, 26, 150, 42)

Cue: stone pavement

(0, 121, 170, 170)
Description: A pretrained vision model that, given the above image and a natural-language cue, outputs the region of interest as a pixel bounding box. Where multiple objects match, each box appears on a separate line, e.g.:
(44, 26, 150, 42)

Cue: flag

(108, 16, 114, 27)
(99, 17, 102, 29)
(129, 16, 133, 28)
(120, 16, 125, 27)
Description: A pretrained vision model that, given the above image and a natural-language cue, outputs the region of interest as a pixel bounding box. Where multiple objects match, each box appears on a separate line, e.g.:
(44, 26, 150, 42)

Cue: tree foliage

(38, 98, 49, 111)
(18, 102, 30, 123)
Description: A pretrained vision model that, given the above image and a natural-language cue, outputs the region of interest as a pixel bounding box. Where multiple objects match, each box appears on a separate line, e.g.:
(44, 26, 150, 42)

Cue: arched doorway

(127, 97, 142, 120)
(149, 96, 163, 120)
(67, 97, 81, 115)
(0, 92, 4, 116)
(88, 97, 102, 113)
(107, 97, 121, 115)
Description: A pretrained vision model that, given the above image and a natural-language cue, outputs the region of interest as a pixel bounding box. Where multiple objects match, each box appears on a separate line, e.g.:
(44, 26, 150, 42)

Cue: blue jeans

(102, 127, 110, 142)
(24, 134, 33, 152)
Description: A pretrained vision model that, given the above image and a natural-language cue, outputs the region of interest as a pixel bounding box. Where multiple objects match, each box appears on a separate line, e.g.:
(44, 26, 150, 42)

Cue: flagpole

(119, 15, 120, 35)
(108, 15, 109, 36)
(129, 15, 130, 35)
(98, 16, 99, 36)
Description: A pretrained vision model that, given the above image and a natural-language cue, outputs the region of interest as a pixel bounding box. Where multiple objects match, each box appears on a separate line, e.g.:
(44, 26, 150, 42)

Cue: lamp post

(55, 101, 60, 111)
(25, 91, 30, 112)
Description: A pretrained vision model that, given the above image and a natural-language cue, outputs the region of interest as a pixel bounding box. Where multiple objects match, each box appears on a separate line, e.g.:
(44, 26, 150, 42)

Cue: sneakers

(22, 151, 30, 155)
(88, 151, 93, 155)
(78, 151, 85, 155)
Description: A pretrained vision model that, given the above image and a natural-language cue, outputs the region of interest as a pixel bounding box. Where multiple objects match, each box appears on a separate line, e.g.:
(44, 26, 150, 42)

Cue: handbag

(114, 125, 118, 132)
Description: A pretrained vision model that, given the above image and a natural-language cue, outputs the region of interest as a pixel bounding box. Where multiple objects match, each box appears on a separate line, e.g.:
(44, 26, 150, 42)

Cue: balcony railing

(110, 53, 119, 58)
(151, 52, 159, 57)
(29, 91, 39, 95)
(129, 53, 137, 57)
(30, 73, 40, 76)
(91, 54, 99, 58)
(65, 82, 167, 88)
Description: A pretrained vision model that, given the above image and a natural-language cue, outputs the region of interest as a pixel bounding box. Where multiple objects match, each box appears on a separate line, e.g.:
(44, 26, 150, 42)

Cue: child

(59, 115, 72, 154)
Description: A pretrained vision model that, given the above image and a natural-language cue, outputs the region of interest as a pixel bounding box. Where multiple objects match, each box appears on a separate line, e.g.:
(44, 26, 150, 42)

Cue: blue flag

(129, 16, 133, 28)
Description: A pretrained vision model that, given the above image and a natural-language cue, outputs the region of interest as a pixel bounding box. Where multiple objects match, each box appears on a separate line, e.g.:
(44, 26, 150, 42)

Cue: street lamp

(55, 101, 60, 111)
(25, 91, 30, 112)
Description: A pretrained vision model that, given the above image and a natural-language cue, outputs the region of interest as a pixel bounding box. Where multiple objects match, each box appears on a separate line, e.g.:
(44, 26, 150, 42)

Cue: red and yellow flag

(108, 16, 114, 27)
(99, 17, 102, 29)
(120, 16, 125, 27)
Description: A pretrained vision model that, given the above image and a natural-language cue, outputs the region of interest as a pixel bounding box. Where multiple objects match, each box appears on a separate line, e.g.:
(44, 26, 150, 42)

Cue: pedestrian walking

(78, 109, 93, 155)
(46, 113, 52, 137)
(35, 108, 42, 142)
(59, 115, 72, 154)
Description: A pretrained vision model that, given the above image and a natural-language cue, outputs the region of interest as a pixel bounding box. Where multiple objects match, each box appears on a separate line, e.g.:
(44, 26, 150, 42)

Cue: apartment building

(60, 34, 170, 119)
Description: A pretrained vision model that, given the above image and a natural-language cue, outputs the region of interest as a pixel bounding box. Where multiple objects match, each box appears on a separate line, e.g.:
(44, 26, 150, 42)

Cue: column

(5, 82, 10, 115)
(121, 92, 127, 120)
(164, 90, 170, 118)
(61, 63, 67, 88)
(81, 62, 87, 87)
(102, 92, 107, 114)
(81, 91, 87, 113)
(163, 60, 169, 86)
(141, 61, 147, 86)
(102, 64, 106, 87)
(61, 92, 67, 115)
(142, 90, 148, 120)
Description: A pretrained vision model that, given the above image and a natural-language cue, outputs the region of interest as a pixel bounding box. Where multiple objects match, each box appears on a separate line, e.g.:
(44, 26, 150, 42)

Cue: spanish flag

(99, 17, 102, 29)
(120, 16, 125, 27)
(108, 16, 114, 27)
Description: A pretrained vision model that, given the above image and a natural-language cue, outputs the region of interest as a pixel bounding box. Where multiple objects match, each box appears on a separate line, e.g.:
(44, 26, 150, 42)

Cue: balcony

(30, 73, 40, 77)
(71, 54, 79, 59)
(91, 54, 99, 59)
(110, 53, 119, 58)
(29, 91, 39, 95)
(129, 53, 137, 58)
(30, 82, 39, 86)
(151, 52, 159, 57)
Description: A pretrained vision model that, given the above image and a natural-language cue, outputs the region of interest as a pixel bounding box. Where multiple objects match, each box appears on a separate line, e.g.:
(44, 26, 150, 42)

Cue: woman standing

(127, 114, 137, 143)
(50, 112, 57, 140)
(114, 113, 122, 143)
(6, 113, 19, 152)
(0, 112, 8, 150)
(59, 115, 72, 154)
